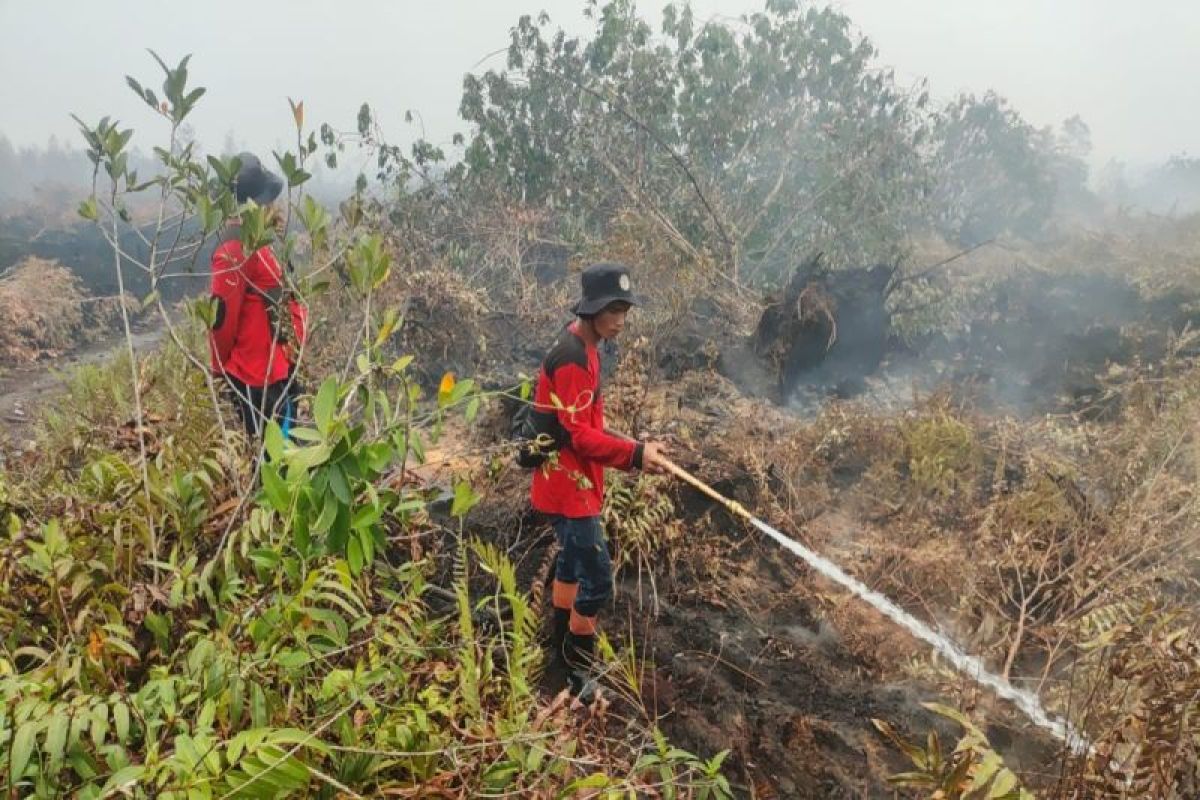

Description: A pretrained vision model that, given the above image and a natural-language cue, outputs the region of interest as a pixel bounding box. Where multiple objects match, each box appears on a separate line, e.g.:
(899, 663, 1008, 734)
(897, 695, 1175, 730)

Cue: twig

(108, 194, 158, 580)
(678, 648, 766, 688)
(887, 237, 997, 293)
(541, 68, 737, 269)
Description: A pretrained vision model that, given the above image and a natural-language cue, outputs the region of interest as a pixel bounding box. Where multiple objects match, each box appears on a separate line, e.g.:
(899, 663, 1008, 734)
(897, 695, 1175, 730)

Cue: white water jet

(750, 518, 1090, 753)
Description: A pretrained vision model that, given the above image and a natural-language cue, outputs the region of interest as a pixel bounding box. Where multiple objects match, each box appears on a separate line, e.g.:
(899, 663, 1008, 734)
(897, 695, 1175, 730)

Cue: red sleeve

(550, 362, 638, 469)
(209, 242, 246, 370)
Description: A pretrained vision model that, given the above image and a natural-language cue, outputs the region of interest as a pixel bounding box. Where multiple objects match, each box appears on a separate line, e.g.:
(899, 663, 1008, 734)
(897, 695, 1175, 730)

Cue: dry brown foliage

(0, 257, 129, 364)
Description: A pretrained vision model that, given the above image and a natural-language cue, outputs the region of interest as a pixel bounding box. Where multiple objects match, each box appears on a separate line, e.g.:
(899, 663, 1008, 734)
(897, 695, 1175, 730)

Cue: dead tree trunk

(752, 255, 893, 401)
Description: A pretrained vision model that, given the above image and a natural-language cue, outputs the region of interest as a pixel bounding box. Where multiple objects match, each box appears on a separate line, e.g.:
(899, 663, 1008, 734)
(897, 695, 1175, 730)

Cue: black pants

(550, 515, 613, 639)
(224, 376, 296, 438)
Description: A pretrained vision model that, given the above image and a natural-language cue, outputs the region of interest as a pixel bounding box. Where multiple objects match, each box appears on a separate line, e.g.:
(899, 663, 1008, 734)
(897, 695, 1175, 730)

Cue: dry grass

(0, 256, 128, 364)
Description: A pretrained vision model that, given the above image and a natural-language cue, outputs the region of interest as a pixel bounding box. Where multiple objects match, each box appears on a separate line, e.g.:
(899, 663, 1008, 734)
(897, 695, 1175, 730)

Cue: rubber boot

(539, 607, 572, 694)
(564, 631, 598, 705)
(548, 607, 571, 664)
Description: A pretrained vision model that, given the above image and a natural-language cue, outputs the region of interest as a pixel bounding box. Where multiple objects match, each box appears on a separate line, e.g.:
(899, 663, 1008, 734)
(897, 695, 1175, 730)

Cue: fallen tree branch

(887, 237, 997, 295)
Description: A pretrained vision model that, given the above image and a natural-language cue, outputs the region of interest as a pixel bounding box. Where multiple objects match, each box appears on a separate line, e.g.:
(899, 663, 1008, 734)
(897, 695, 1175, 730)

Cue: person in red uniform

(209, 153, 306, 438)
(531, 262, 670, 700)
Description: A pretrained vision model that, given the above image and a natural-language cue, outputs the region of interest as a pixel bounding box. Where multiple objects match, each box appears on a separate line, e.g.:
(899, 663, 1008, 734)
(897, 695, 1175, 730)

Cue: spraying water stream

(749, 517, 1090, 753)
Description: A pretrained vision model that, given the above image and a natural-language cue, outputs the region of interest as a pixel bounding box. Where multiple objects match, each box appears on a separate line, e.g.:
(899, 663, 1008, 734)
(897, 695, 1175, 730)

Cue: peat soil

(0, 323, 163, 448)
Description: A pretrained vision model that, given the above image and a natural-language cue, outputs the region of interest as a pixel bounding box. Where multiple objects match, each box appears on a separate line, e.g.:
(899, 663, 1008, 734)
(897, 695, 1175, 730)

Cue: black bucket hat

(231, 152, 284, 205)
(572, 262, 644, 316)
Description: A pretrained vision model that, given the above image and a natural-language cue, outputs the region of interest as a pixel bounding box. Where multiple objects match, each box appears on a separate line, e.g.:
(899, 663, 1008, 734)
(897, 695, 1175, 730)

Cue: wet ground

(0, 324, 163, 447)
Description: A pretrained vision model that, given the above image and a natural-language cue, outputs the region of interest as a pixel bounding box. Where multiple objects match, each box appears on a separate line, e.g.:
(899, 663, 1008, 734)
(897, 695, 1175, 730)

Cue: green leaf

(448, 378, 475, 406)
(264, 419, 286, 462)
(358, 525, 375, 564)
(393, 498, 425, 516)
(196, 193, 220, 233)
(260, 462, 290, 514)
(328, 503, 351, 553)
(923, 702, 984, 739)
(180, 86, 206, 117)
(250, 683, 267, 727)
(113, 701, 130, 743)
(314, 378, 337, 434)
(100, 764, 145, 794)
(352, 503, 381, 530)
(287, 443, 332, 472)
(192, 295, 219, 328)
(78, 196, 99, 221)
(9, 721, 37, 783)
(105, 635, 141, 661)
(328, 465, 351, 505)
(90, 704, 109, 749)
(346, 536, 364, 575)
(373, 309, 401, 348)
(450, 480, 481, 518)
(313, 492, 338, 533)
(989, 770, 1019, 796)
(249, 548, 281, 572)
(229, 678, 246, 726)
(299, 195, 330, 237)
(287, 426, 323, 443)
(483, 761, 519, 788)
(292, 508, 311, 555)
(207, 154, 240, 184)
(45, 710, 68, 772)
(144, 612, 171, 650)
(276, 650, 311, 669)
(126, 75, 146, 102)
(563, 772, 611, 792)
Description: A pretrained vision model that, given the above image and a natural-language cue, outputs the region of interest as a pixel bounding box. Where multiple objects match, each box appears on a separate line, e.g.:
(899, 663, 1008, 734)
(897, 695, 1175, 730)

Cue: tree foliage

(455, 0, 1090, 284)
(458, 0, 933, 281)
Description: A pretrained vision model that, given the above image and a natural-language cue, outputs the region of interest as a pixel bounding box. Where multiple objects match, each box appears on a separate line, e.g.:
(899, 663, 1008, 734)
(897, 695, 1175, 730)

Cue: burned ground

(351, 230, 1200, 796)
(4, 221, 1199, 797)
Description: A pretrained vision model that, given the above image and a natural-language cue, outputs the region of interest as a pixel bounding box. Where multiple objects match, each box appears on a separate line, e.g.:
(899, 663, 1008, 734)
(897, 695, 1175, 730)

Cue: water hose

(660, 457, 751, 519)
(659, 457, 1089, 752)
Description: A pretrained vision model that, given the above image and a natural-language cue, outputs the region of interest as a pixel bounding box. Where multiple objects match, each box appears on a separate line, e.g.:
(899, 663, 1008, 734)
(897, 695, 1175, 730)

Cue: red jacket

(530, 323, 642, 518)
(209, 232, 306, 387)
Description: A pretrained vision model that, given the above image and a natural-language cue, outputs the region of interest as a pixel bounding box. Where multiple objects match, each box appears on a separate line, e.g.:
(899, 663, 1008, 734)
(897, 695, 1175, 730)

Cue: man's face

(592, 302, 631, 339)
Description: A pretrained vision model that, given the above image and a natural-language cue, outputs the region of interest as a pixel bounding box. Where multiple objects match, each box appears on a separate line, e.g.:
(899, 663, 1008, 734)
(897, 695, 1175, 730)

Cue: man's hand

(640, 441, 671, 475)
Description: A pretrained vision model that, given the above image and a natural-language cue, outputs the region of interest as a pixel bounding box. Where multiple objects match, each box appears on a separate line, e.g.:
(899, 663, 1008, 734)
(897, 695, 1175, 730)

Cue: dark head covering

(231, 152, 284, 205)
(572, 262, 644, 316)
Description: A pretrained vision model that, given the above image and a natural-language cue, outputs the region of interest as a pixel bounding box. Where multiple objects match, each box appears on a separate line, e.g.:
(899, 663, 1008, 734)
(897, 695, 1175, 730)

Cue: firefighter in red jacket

(532, 262, 669, 700)
(209, 153, 306, 438)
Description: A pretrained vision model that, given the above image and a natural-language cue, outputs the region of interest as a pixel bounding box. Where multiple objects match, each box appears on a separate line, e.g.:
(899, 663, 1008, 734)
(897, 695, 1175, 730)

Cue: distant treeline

(0, 133, 355, 299)
(0, 210, 207, 300)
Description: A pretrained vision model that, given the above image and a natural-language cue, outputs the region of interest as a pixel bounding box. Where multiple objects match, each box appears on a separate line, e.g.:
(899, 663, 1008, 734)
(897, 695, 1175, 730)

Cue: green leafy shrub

(900, 410, 982, 498)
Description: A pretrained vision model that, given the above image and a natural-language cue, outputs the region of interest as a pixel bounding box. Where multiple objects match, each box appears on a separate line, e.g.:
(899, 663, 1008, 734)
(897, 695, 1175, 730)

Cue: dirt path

(0, 324, 164, 445)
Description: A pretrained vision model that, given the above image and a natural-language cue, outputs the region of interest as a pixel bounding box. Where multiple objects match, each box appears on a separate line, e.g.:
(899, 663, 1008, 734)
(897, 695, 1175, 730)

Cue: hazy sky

(1, 0, 1197, 168)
